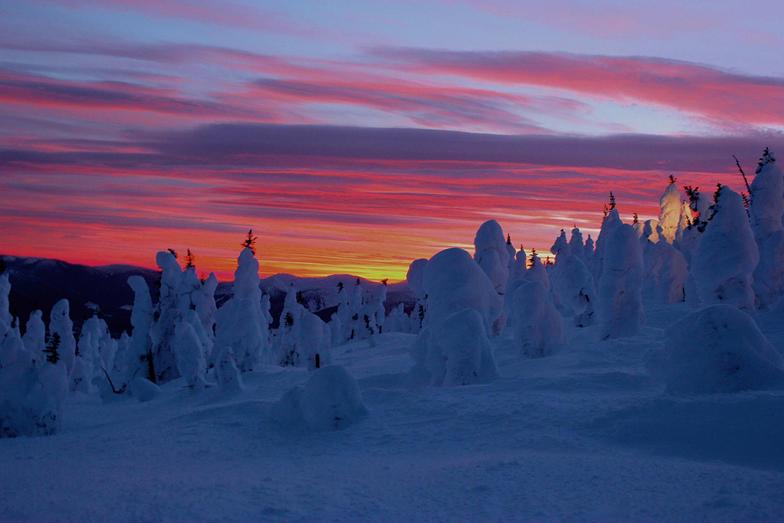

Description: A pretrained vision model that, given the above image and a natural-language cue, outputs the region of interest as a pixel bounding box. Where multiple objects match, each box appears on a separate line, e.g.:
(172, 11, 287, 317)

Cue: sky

(1, 0, 783, 281)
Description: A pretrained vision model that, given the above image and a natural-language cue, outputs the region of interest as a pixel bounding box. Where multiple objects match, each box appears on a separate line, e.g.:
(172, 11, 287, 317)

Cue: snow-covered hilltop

(2, 149, 784, 520)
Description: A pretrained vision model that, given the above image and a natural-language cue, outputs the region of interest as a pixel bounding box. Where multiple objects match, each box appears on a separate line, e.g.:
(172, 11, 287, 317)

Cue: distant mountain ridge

(0, 255, 413, 337)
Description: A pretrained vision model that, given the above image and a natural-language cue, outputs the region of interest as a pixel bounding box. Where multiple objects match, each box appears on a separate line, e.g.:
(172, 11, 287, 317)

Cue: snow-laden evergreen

(125, 276, 154, 384)
(550, 249, 596, 327)
(213, 247, 269, 374)
(173, 312, 208, 389)
(473, 219, 510, 293)
(592, 208, 622, 282)
(0, 272, 68, 437)
(658, 178, 682, 243)
(49, 299, 76, 374)
(411, 308, 498, 386)
(422, 247, 502, 334)
(276, 286, 331, 369)
(692, 186, 758, 310)
(597, 223, 644, 339)
(583, 234, 594, 263)
(749, 149, 784, 308)
(568, 227, 584, 260)
(411, 248, 501, 386)
(653, 305, 784, 394)
(510, 281, 564, 357)
(149, 251, 216, 382)
(642, 240, 688, 304)
(550, 229, 569, 257)
(22, 310, 45, 364)
(406, 258, 428, 333)
(72, 315, 114, 394)
(0, 272, 10, 331)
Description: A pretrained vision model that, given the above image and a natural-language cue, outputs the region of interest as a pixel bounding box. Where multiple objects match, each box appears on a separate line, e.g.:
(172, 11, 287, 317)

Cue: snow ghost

(473, 220, 510, 293)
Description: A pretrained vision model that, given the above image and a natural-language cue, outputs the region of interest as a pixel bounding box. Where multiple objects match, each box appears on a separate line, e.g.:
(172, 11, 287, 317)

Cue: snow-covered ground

(3, 300, 784, 522)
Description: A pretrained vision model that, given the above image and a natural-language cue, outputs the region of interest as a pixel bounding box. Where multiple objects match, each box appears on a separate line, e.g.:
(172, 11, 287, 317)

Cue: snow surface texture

(4, 302, 784, 521)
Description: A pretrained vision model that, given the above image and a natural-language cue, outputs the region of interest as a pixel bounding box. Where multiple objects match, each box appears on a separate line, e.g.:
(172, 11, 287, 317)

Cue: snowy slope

(2, 301, 784, 522)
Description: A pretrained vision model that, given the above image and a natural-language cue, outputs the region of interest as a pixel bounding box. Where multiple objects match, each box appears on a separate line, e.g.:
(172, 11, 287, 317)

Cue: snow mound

(272, 366, 367, 430)
(411, 308, 498, 386)
(653, 305, 784, 394)
(130, 377, 161, 402)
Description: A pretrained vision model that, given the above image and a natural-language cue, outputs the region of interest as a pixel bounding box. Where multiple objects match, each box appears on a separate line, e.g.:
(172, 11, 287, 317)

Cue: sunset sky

(2, 0, 783, 281)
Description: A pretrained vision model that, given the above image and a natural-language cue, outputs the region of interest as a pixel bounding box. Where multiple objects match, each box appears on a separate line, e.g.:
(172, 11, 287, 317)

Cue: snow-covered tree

(583, 234, 595, 263)
(749, 148, 784, 308)
(423, 248, 503, 334)
(411, 308, 498, 387)
(410, 247, 501, 386)
(642, 241, 688, 304)
(0, 271, 11, 332)
(72, 315, 114, 394)
(550, 229, 569, 258)
(568, 227, 584, 260)
(405, 258, 428, 333)
(173, 312, 208, 389)
(658, 176, 682, 243)
(276, 286, 331, 368)
(214, 247, 270, 374)
(550, 249, 596, 327)
(0, 273, 68, 437)
(49, 299, 76, 374)
(22, 310, 46, 364)
(592, 208, 622, 282)
(597, 223, 644, 339)
(474, 219, 510, 293)
(692, 186, 758, 310)
(511, 281, 564, 357)
(125, 276, 155, 384)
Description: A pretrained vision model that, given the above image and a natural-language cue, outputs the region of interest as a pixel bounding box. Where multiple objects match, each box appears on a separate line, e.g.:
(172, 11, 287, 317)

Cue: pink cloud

(375, 48, 784, 129)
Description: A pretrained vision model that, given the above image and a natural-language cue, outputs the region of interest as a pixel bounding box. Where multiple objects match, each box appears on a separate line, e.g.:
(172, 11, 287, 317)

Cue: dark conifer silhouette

(44, 332, 61, 364)
(241, 229, 258, 254)
(185, 249, 195, 269)
(755, 147, 776, 174)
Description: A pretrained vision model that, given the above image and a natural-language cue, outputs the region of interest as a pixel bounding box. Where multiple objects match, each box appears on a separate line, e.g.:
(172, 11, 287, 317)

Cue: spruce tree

(44, 332, 61, 364)
(241, 229, 258, 254)
(185, 249, 195, 270)
(756, 147, 776, 174)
